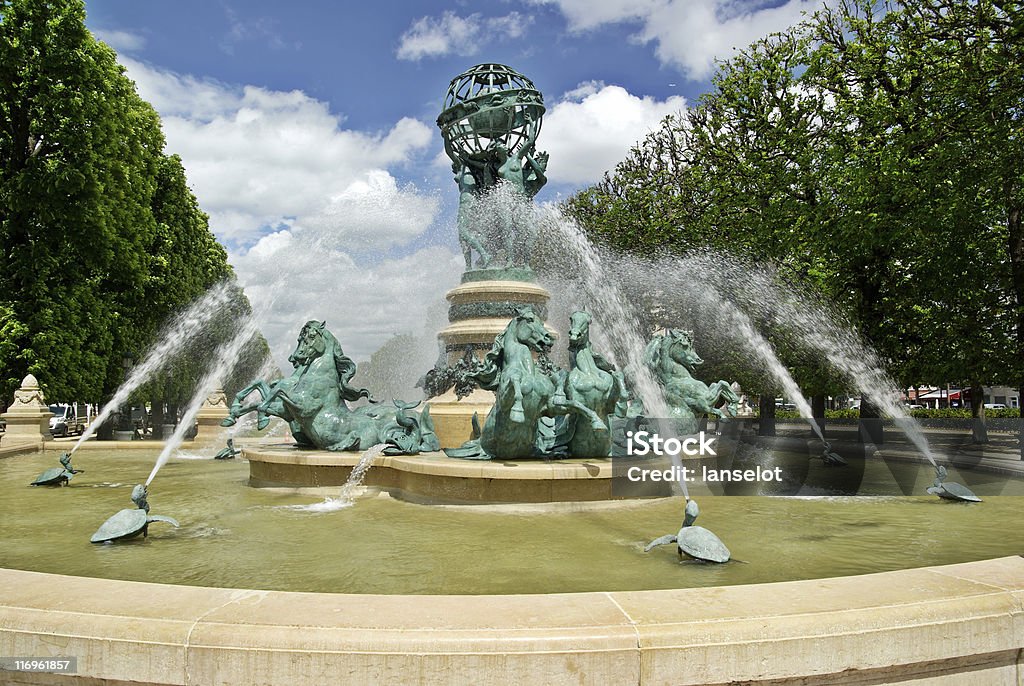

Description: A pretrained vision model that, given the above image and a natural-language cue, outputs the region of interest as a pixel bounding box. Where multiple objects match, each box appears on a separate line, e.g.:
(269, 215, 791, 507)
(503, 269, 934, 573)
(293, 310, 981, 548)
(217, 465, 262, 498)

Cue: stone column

(2, 374, 53, 443)
(194, 388, 230, 444)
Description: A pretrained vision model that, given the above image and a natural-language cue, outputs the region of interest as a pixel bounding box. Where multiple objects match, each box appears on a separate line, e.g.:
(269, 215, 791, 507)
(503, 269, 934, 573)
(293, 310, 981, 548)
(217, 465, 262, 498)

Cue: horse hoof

(510, 409, 526, 423)
(257, 416, 270, 430)
(592, 421, 608, 431)
(220, 417, 237, 427)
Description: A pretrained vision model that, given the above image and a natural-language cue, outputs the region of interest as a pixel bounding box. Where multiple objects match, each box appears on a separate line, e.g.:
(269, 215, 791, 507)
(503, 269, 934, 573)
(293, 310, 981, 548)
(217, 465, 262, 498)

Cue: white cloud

(535, 0, 821, 80)
(640, 0, 816, 80)
(232, 237, 462, 366)
(115, 57, 454, 366)
(120, 57, 437, 246)
(527, 0, 662, 32)
(541, 82, 686, 184)
(396, 11, 533, 61)
(93, 28, 147, 52)
(304, 171, 439, 251)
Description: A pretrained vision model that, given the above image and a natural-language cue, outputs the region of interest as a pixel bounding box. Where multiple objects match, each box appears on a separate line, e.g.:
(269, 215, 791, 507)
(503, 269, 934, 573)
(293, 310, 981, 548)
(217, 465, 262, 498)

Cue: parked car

(984, 403, 1007, 409)
(48, 404, 85, 438)
(905, 404, 925, 410)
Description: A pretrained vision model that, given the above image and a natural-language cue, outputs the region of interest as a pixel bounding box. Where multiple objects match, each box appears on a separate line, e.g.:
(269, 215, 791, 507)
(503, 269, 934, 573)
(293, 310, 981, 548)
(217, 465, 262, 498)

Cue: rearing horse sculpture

(222, 321, 438, 454)
(548, 311, 627, 457)
(474, 307, 558, 459)
(445, 308, 558, 460)
(644, 329, 739, 433)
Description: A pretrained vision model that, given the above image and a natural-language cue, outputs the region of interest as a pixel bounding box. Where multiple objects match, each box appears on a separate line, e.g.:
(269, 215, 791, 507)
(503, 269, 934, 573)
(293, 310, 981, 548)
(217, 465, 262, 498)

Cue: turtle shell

(31, 468, 70, 486)
(935, 482, 982, 502)
(90, 508, 148, 543)
(678, 526, 731, 563)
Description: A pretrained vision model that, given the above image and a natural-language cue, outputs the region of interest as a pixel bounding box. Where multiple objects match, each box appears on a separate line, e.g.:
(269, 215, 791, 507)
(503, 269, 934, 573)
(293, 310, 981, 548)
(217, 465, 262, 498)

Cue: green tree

(0, 0, 163, 404)
(564, 0, 1023, 441)
(0, 0, 266, 422)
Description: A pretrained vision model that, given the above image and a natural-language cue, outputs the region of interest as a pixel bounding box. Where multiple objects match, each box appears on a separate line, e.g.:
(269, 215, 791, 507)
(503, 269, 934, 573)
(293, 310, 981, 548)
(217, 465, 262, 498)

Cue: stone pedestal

(1, 374, 53, 443)
(194, 388, 230, 444)
(427, 279, 554, 449)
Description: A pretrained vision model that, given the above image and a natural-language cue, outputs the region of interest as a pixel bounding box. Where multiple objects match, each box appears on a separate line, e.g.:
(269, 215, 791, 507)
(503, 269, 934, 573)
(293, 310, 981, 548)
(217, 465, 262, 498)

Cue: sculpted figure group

(449, 141, 549, 272)
(222, 320, 439, 455)
(427, 309, 738, 460)
(223, 315, 738, 460)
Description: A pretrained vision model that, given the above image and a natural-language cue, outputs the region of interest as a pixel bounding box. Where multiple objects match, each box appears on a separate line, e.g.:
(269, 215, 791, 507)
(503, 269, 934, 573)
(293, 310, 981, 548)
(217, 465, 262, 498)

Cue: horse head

(567, 311, 592, 352)
(290, 320, 328, 367)
(510, 307, 554, 354)
(666, 329, 703, 370)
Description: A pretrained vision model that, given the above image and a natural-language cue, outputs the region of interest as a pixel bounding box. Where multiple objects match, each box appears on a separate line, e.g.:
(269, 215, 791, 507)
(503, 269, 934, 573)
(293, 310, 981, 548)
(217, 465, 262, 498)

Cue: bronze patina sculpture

(435, 309, 637, 460)
(927, 465, 982, 502)
(547, 311, 631, 457)
(644, 329, 740, 432)
(644, 498, 731, 563)
(222, 321, 439, 454)
(455, 168, 491, 269)
(443, 307, 557, 460)
(90, 484, 179, 543)
(438, 64, 548, 272)
(213, 438, 240, 460)
(30, 452, 83, 486)
(817, 440, 848, 466)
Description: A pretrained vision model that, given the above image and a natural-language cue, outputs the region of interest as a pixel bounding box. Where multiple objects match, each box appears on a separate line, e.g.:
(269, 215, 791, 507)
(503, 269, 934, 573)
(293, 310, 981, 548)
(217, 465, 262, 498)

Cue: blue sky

(83, 0, 822, 365)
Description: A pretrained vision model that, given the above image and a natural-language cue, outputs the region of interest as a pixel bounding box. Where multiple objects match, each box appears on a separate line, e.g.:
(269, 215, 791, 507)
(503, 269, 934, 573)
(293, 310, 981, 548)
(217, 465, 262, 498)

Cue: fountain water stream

(286, 444, 388, 513)
(145, 315, 261, 486)
(540, 211, 932, 462)
(68, 282, 237, 456)
(651, 252, 938, 466)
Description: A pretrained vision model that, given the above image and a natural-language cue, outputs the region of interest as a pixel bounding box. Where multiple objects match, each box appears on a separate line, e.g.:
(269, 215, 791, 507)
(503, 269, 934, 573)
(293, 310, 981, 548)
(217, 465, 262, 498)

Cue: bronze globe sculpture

(437, 64, 549, 272)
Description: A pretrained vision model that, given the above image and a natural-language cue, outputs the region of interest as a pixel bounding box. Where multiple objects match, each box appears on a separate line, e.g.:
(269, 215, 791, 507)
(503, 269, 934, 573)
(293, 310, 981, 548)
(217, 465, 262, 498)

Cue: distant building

(905, 386, 1018, 409)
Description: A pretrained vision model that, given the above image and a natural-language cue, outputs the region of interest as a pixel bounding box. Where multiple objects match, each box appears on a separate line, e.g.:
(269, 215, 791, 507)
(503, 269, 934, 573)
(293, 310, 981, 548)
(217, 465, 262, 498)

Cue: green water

(1, 449, 1022, 595)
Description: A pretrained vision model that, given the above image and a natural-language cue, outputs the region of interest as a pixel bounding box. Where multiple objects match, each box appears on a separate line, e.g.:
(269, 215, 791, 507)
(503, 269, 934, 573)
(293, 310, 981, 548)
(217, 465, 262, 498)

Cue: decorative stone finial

(3, 373, 53, 442)
(12, 374, 46, 409)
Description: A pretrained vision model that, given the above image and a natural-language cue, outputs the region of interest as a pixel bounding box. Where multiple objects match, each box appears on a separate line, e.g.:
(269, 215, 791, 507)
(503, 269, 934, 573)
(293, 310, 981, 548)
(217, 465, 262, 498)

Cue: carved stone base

(194, 387, 230, 444)
(426, 387, 495, 449)
(1, 374, 52, 443)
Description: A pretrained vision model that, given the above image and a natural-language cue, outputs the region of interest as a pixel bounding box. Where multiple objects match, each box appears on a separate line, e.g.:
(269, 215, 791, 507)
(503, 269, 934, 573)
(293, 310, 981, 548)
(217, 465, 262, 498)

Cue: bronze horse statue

(446, 308, 638, 460)
(473, 307, 557, 459)
(446, 308, 559, 459)
(222, 321, 438, 454)
(644, 329, 739, 432)
(548, 311, 628, 457)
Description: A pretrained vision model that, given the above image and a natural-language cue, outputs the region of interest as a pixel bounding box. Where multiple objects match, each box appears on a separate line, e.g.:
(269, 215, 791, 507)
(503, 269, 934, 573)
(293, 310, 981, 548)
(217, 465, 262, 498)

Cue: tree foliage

(0, 0, 259, 409)
(563, 0, 1024, 402)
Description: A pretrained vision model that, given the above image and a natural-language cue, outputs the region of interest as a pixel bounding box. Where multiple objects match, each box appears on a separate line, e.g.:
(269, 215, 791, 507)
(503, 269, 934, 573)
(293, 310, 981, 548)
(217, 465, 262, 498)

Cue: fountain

(2, 62, 1023, 686)
(89, 483, 179, 544)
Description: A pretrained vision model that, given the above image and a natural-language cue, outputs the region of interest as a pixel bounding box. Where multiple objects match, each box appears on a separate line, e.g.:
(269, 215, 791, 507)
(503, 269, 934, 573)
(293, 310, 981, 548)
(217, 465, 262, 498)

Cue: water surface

(1, 449, 1021, 595)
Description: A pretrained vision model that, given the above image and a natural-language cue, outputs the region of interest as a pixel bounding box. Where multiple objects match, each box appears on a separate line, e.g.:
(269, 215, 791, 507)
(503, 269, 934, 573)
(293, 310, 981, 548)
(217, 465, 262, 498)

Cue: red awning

(916, 389, 961, 400)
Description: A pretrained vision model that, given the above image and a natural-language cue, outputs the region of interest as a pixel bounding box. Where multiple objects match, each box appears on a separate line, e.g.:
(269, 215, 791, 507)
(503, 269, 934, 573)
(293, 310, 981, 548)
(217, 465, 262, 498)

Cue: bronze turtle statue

(213, 438, 240, 460)
(816, 440, 847, 466)
(927, 465, 981, 502)
(90, 484, 179, 543)
(30, 452, 83, 486)
(645, 498, 731, 563)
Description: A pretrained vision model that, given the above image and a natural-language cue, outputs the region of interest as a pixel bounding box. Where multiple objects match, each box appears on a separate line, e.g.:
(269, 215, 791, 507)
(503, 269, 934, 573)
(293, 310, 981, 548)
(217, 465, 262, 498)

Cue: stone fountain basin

(2, 559, 1022, 685)
(1, 444, 1023, 684)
